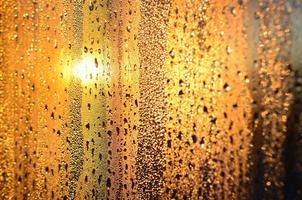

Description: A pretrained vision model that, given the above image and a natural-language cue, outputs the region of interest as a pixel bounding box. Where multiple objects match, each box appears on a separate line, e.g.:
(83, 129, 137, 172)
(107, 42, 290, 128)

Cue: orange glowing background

(0, 0, 302, 199)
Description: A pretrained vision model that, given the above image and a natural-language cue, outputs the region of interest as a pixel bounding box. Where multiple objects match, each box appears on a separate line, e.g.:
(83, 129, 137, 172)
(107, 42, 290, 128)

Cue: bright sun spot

(73, 58, 98, 82)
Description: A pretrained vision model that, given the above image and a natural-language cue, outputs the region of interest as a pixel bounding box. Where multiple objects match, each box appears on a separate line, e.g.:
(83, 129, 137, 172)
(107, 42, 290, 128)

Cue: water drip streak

(68, 1, 84, 199)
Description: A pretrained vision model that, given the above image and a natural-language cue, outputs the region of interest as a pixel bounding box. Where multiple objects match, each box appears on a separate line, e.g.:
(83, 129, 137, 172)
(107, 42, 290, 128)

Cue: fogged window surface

(0, 0, 302, 199)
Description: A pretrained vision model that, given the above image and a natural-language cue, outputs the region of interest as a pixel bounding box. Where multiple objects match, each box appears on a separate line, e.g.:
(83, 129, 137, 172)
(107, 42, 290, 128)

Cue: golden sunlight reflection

(73, 57, 100, 82)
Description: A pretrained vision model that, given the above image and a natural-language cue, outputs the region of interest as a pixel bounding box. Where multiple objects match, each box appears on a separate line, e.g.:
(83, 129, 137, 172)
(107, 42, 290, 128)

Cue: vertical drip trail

(107, 0, 123, 198)
(68, 1, 84, 199)
(245, 0, 266, 199)
(136, 0, 170, 199)
(68, 78, 83, 199)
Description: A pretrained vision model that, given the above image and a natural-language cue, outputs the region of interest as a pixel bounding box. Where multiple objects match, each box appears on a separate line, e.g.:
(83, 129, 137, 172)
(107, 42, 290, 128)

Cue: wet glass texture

(0, 0, 302, 199)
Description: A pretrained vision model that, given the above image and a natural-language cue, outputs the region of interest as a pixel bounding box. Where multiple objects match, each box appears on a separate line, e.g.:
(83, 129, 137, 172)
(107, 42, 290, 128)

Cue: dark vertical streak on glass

(284, 71, 302, 200)
(284, 2, 302, 199)
(246, 1, 264, 199)
(256, 0, 292, 199)
(68, 1, 84, 199)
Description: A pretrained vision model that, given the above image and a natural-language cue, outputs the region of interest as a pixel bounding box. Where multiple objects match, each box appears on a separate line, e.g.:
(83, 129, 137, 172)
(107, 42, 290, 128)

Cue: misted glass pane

(0, 0, 301, 199)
